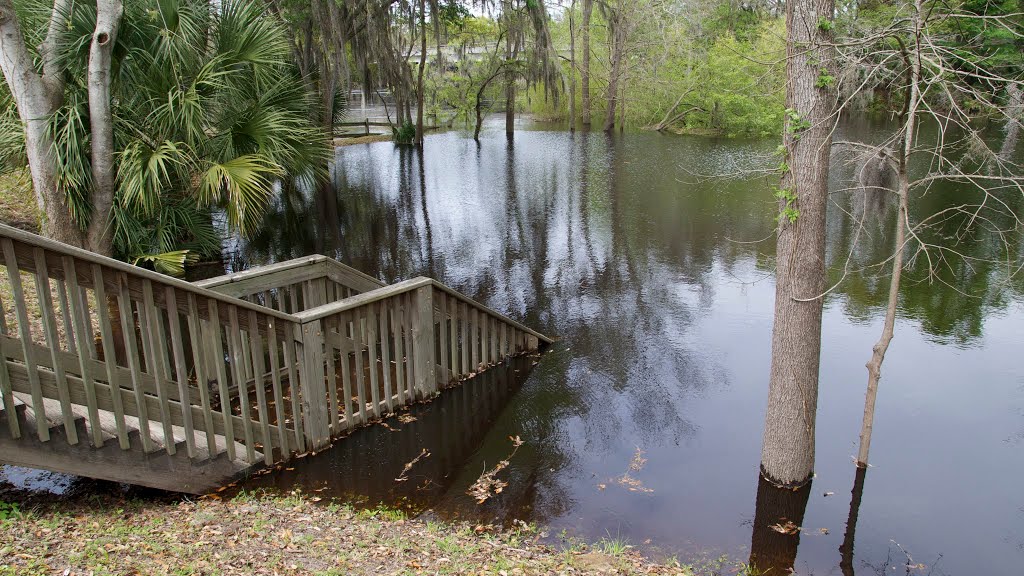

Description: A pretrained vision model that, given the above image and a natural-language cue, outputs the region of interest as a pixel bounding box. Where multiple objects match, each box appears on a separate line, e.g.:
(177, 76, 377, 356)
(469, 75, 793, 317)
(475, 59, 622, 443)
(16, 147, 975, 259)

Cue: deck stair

(0, 224, 551, 493)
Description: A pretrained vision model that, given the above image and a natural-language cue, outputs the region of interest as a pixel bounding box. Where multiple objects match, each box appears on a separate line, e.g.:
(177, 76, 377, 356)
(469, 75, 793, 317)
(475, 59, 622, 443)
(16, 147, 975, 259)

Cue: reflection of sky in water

(0, 466, 76, 494)
(225, 125, 1024, 574)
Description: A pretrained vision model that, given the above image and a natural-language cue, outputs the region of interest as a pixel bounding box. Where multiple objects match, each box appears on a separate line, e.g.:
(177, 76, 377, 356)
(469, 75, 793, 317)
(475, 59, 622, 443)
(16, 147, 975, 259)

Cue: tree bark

(0, 0, 81, 246)
(761, 0, 836, 488)
(603, 14, 624, 132)
(85, 0, 124, 257)
(504, 31, 518, 137)
(568, 0, 576, 132)
(581, 0, 592, 127)
(415, 0, 427, 146)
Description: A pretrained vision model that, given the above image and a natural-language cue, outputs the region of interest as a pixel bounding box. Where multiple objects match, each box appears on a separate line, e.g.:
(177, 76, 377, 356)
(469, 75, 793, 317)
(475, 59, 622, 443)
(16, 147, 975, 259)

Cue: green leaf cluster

(2, 0, 328, 272)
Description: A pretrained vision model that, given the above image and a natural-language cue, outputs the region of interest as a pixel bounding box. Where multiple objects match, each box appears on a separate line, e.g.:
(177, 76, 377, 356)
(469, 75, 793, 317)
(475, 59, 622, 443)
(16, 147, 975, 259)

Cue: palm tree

(1, 0, 328, 273)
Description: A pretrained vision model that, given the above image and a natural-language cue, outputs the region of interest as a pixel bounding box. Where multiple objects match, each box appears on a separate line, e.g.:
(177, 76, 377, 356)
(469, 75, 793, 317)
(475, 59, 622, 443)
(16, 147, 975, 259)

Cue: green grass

(0, 167, 39, 232)
(598, 535, 632, 556)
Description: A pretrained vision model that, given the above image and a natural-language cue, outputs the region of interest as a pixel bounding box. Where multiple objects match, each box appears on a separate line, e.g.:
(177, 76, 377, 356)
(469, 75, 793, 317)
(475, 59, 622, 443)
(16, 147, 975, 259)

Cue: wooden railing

(0, 224, 299, 468)
(201, 262, 550, 450)
(0, 223, 551, 484)
(194, 256, 384, 312)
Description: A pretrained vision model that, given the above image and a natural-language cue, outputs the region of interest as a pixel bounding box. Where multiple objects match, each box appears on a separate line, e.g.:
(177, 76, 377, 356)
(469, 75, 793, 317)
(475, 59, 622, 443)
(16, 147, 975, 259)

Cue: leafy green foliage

(815, 68, 836, 89)
(0, 500, 21, 523)
(392, 122, 417, 145)
(773, 186, 800, 224)
(785, 108, 812, 139)
(0, 0, 327, 268)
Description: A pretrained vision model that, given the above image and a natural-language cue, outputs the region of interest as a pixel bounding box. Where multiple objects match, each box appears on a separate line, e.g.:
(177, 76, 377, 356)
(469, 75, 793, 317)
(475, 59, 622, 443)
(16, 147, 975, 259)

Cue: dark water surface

(229, 122, 1024, 575)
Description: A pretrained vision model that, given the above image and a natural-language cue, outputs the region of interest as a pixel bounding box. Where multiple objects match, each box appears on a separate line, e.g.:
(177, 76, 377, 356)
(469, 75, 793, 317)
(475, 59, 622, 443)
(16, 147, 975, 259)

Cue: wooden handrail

(0, 224, 297, 323)
(293, 277, 552, 344)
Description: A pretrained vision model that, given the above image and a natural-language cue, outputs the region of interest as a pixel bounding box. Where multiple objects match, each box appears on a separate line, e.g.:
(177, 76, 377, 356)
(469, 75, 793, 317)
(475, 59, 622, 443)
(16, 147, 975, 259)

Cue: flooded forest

(0, 0, 1023, 575)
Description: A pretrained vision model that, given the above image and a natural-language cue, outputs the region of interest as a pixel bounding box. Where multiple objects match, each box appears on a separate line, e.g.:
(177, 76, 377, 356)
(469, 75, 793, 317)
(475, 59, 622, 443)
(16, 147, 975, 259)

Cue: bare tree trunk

(474, 65, 505, 142)
(504, 32, 517, 137)
(85, 0, 123, 257)
(568, 0, 577, 132)
(581, 0, 592, 127)
(857, 10, 921, 468)
(618, 82, 625, 132)
(0, 0, 82, 246)
(603, 15, 624, 133)
(415, 0, 427, 146)
(761, 0, 836, 488)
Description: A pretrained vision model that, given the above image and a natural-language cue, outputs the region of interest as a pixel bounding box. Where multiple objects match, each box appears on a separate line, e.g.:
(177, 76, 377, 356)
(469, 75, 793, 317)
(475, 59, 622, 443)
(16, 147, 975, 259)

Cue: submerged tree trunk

(761, 0, 836, 488)
(603, 13, 624, 132)
(748, 474, 813, 575)
(568, 0, 576, 132)
(504, 32, 517, 137)
(415, 0, 427, 146)
(581, 0, 592, 127)
(85, 0, 124, 257)
(0, 0, 81, 246)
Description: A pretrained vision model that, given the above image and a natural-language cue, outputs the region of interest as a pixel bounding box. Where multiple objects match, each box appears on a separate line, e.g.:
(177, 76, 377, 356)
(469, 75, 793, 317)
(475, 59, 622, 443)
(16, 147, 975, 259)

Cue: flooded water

(228, 119, 1024, 575)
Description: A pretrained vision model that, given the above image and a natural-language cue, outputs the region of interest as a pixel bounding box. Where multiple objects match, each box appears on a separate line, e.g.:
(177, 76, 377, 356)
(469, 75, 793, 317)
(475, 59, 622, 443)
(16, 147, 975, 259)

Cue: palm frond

(197, 155, 283, 235)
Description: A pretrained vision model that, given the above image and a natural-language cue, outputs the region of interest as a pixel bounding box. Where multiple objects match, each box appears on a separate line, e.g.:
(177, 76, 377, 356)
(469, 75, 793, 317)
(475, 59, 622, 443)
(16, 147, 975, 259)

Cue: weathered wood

(186, 293, 217, 457)
(366, 305, 381, 418)
(470, 306, 479, 371)
(338, 311, 354, 427)
(284, 330, 304, 452)
(116, 275, 152, 452)
(3, 362, 282, 452)
(206, 300, 236, 462)
(140, 280, 174, 452)
(390, 299, 406, 407)
(323, 315, 339, 434)
(379, 301, 394, 411)
(449, 294, 458, 381)
(299, 320, 329, 450)
(63, 257, 102, 447)
(165, 287, 197, 458)
(227, 307, 256, 462)
(34, 248, 77, 445)
(267, 318, 289, 457)
(0, 289, 20, 439)
(412, 285, 436, 398)
(352, 310, 368, 423)
(54, 277, 75, 354)
(247, 312, 273, 465)
(460, 300, 468, 377)
(0, 410, 256, 495)
(438, 293, 449, 383)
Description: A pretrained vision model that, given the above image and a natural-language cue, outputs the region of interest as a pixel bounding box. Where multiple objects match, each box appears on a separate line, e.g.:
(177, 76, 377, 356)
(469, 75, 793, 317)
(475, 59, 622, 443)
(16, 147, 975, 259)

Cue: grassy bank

(0, 168, 40, 233)
(334, 134, 393, 146)
(0, 483, 711, 575)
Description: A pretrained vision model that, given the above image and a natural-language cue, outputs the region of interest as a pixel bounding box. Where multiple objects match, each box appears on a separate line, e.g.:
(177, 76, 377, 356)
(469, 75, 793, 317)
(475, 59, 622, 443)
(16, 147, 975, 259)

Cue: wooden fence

(0, 224, 550, 489)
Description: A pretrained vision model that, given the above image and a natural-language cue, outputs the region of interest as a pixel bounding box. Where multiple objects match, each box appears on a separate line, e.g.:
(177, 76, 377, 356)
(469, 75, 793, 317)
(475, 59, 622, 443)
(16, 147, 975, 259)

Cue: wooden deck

(0, 224, 551, 493)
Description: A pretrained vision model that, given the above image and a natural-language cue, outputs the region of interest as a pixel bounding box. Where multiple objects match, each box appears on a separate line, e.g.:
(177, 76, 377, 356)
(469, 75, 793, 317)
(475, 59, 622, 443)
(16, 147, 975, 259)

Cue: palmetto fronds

(1, 0, 328, 272)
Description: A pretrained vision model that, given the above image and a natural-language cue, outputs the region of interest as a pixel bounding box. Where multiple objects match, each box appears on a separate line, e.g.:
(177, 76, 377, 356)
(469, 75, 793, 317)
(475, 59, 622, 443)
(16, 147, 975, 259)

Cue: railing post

(412, 285, 436, 399)
(299, 321, 331, 450)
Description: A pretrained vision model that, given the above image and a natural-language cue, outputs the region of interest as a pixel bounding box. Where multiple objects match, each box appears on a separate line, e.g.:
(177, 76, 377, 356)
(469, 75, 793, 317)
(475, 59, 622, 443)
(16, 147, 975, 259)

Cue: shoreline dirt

(0, 479, 704, 575)
(334, 134, 393, 146)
